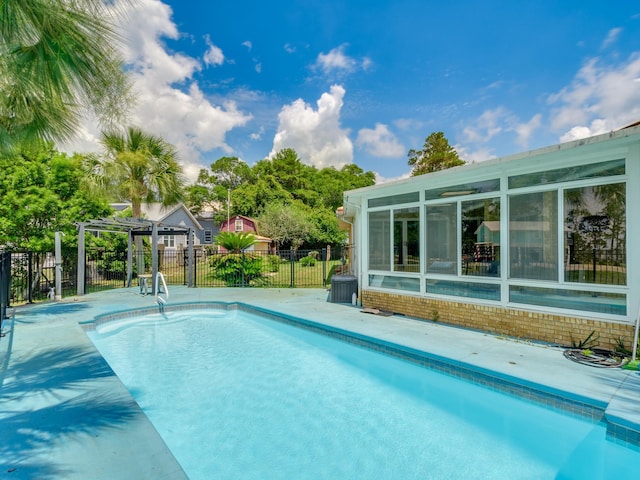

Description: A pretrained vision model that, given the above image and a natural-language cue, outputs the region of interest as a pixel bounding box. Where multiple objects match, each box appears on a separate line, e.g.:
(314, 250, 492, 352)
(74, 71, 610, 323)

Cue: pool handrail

(155, 272, 169, 305)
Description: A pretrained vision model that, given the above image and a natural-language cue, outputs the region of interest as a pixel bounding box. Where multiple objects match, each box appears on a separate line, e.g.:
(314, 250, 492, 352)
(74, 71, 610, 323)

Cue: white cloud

(284, 43, 296, 53)
(356, 123, 404, 158)
(58, 0, 251, 182)
(559, 119, 611, 143)
(314, 44, 370, 76)
(601, 27, 622, 50)
(455, 144, 496, 164)
(316, 45, 357, 73)
(548, 53, 640, 140)
(374, 170, 411, 185)
(242, 40, 252, 50)
(456, 107, 543, 160)
(270, 85, 353, 168)
(204, 36, 224, 66)
(513, 113, 542, 147)
(462, 107, 508, 144)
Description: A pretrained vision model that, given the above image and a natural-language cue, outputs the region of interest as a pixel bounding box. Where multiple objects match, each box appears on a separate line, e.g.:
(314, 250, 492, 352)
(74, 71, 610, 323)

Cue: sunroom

(341, 126, 639, 349)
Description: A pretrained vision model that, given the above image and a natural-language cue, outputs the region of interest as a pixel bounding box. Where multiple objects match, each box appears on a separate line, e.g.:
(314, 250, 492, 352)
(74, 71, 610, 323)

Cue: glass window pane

(508, 159, 625, 189)
(427, 279, 500, 301)
(564, 183, 626, 285)
(461, 198, 500, 277)
(510, 286, 626, 316)
(368, 191, 419, 208)
(509, 191, 558, 281)
(425, 179, 500, 201)
(368, 211, 391, 271)
(369, 274, 420, 292)
(426, 203, 457, 274)
(394, 207, 420, 272)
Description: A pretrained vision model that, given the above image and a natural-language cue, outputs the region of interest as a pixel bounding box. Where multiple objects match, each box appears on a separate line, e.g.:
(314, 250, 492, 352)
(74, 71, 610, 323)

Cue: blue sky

(66, 0, 640, 183)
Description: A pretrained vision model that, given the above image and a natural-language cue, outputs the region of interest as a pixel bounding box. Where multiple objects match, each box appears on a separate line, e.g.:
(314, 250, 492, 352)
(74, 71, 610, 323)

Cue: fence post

(193, 249, 198, 288)
(322, 248, 327, 287)
(289, 250, 295, 288)
(27, 251, 33, 304)
(122, 251, 127, 287)
(0, 251, 10, 323)
(241, 251, 246, 287)
(183, 250, 188, 286)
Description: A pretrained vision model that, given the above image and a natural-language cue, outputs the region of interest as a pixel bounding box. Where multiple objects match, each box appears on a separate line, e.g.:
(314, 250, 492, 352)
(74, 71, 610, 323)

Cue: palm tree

(0, 0, 131, 153)
(91, 126, 184, 275)
(215, 231, 257, 253)
(98, 127, 185, 218)
(212, 232, 261, 286)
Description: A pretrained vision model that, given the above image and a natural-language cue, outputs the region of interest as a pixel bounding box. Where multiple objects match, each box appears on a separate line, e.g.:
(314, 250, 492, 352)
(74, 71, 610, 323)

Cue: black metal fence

(1, 251, 10, 325)
(141, 247, 351, 288)
(565, 249, 626, 286)
(0, 246, 353, 311)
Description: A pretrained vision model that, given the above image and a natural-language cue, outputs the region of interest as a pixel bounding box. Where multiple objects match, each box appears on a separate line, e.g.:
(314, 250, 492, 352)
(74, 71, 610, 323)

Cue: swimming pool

(86, 304, 640, 479)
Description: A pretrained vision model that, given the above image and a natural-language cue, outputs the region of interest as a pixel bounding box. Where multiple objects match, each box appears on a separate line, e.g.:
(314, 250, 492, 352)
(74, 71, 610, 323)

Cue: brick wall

(361, 290, 635, 351)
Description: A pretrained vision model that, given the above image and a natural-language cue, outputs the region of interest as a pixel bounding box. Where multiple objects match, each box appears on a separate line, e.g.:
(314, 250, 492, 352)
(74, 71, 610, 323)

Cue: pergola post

(188, 227, 194, 287)
(127, 231, 133, 287)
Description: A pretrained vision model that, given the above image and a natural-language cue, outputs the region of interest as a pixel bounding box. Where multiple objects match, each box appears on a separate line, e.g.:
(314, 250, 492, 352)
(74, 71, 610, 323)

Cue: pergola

(76, 217, 195, 296)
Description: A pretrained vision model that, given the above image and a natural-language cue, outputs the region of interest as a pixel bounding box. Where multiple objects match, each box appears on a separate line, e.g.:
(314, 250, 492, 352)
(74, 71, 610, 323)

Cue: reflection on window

(510, 286, 626, 316)
(368, 191, 419, 208)
(394, 207, 420, 272)
(461, 198, 500, 277)
(425, 178, 500, 201)
(564, 183, 626, 285)
(368, 211, 391, 271)
(427, 279, 500, 301)
(426, 203, 457, 274)
(369, 274, 420, 292)
(508, 159, 625, 189)
(509, 191, 558, 281)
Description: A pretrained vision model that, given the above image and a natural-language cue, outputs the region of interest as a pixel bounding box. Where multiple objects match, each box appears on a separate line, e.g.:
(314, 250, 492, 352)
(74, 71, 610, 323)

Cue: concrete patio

(1, 286, 639, 479)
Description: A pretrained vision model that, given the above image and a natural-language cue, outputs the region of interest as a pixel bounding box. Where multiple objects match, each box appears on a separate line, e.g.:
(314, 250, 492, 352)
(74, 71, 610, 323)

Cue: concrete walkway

(1, 287, 639, 479)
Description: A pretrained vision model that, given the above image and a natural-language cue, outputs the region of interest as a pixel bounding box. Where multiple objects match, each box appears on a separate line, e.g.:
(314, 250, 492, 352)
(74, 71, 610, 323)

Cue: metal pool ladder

(155, 272, 169, 306)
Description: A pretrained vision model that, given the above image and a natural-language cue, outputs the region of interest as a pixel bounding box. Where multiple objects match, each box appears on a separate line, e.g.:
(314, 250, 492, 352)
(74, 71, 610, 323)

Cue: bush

(210, 253, 264, 286)
(299, 255, 317, 267)
(266, 255, 281, 273)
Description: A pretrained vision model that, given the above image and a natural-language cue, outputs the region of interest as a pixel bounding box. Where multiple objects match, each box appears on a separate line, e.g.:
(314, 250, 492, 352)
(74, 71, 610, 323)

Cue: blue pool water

(87, 308, 639, 479)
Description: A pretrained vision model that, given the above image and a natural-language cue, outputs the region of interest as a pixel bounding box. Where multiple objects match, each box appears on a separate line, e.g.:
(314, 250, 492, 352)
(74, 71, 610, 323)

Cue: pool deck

(1, 286, 639, 479)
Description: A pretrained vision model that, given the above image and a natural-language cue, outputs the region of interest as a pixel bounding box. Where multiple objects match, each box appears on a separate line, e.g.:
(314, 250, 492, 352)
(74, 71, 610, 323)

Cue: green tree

(408, 131, 464, 176)
(313, 164, 375, 210)
(231, 177, 292, 218)
(201, 156, 254, 189)
(187, 156, 254, 216)
(93, 127, 185, 218)
(0, 141, 112, 251)
(257, 203, 315, 250)
(0, 0, 131, 153)
(307, 208, 348, 248)
(188, 147, 376, 248)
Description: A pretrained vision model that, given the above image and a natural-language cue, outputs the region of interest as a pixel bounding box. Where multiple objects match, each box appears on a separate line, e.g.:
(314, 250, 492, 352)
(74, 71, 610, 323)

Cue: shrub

(299, 255, 317, 267)
(266, 255, 281, 273)
(210, 253, 264, 286)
